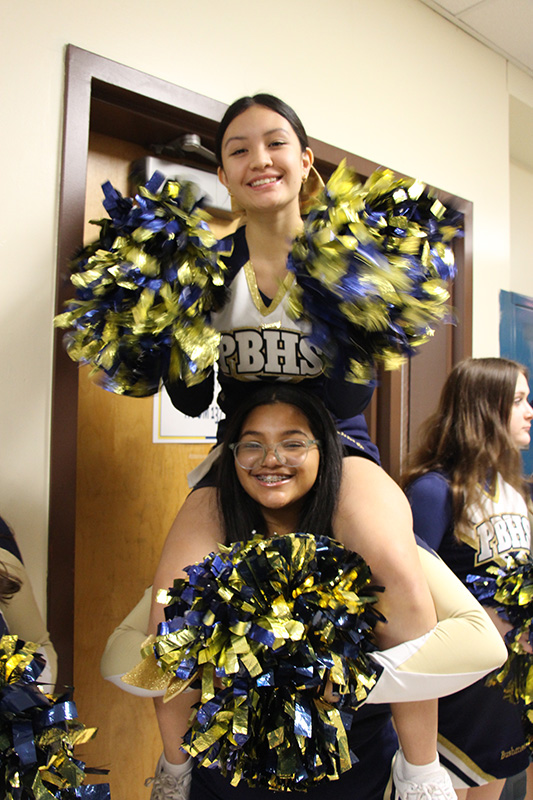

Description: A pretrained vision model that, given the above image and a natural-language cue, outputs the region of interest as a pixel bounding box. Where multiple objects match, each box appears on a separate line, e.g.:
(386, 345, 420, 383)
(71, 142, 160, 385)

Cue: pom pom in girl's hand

(126, 532, 383, 791)
(0, 635, 110, 799)
(468, 553, 533, 726)
(54, 173, 230, 395)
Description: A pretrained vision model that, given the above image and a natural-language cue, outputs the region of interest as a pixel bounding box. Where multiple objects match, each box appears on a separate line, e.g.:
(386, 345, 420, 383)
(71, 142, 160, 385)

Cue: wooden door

(73, 132, 213, 796)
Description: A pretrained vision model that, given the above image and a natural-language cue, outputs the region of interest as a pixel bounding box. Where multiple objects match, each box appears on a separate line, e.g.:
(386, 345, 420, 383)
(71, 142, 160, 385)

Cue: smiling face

(509, 371, 533, 449)
(233, 402, 320, 533)
(217, 104, 313, 218)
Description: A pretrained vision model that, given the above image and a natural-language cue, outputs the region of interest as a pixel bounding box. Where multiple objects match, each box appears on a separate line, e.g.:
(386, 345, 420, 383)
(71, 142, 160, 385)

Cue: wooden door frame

(50, 44, 472, 683)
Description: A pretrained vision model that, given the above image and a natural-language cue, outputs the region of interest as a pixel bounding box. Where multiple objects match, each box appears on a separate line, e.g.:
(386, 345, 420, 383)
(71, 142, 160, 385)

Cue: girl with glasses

(104, 385, 506, 800)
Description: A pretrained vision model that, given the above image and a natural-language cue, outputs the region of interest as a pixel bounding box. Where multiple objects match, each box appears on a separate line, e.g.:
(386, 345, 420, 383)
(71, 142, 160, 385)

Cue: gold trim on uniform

(437, 733, 496, 783)
(479, 479, 500, 504)
(338, 431, 365, 452)
(244, 261, 295, 317)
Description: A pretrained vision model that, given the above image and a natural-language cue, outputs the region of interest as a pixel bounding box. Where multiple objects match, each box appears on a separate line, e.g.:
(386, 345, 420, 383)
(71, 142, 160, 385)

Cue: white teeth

(250, 177, 278, 187)
(257, 475, 288, 484)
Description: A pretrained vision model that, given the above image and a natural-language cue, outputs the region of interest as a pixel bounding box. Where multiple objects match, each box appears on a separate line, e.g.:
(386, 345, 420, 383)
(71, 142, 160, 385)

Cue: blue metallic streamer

(39, 700, 78, 726)
(467, 553, 533, 748)
(146, 532, 383, 790)
(12, 720, 37, 766)
(0, 635, 110, 798)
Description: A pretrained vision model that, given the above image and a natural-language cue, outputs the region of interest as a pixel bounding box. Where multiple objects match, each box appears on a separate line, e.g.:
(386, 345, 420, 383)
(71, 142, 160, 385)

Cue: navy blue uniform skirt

(190, 706, 396, 800)
(437, 677, 530, 786)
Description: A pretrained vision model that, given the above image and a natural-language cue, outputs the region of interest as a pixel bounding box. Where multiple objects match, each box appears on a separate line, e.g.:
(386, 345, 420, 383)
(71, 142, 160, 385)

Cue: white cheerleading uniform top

(165, 226, 381, 464)
(459, 474, 531, 569)
(212, 262, 323, 383)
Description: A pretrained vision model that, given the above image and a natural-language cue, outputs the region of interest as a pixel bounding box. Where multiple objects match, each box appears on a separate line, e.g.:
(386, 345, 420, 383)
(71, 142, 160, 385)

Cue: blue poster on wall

(500, 289, 533, 475)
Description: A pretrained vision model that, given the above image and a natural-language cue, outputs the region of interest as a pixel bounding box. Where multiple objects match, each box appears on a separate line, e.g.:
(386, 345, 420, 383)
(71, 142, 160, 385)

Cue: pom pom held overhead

(56, 164, 462, 395)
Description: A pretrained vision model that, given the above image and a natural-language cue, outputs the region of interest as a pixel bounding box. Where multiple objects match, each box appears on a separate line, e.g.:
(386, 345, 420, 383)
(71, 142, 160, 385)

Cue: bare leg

(334, 459, 441, 769)
(149, 488, 222, 768)
(524, 764, 533, 800)
(149, 487, 222, 633)
(334, 459, 437, 645)
(153, 693, 200, 765)
(391, 700, 438, 765)
(466, 781, 506, 800)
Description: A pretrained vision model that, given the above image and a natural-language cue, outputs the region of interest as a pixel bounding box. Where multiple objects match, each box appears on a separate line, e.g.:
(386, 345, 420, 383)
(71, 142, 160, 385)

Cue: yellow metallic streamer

(122, 533, 381, 790)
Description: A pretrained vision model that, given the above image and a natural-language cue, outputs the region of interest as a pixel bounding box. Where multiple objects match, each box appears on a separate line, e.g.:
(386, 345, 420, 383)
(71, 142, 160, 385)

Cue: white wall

(1, 0, 532, 606)
(510, 160, 533, 296)
(509, 81, 533, 299)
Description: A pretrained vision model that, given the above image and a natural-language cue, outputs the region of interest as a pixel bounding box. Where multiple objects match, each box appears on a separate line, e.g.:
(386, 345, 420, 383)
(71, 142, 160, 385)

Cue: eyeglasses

(229, 439, 320, 470)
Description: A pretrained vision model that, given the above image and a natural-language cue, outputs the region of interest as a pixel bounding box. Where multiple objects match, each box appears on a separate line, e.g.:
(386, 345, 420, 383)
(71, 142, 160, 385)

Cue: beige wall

(509, 72, 533, 298)
(510, 160, 533, 296)
(1, 0, 533, 607)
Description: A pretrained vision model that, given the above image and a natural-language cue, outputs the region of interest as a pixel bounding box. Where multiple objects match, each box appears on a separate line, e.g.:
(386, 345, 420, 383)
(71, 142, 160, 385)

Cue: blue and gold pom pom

(55, 164, 461, 395)
(287, 162, 462, 382)
(467, 553, 533, 745)
(54, 173, 229, 395)
(0, 635, 110, 799)
(125, 532, 382, 791)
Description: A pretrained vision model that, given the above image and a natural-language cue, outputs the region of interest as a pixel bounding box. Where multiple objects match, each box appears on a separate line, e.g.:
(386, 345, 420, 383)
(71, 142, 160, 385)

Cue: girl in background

(402, 357, 533, 800)
(0, 515, 57, 687)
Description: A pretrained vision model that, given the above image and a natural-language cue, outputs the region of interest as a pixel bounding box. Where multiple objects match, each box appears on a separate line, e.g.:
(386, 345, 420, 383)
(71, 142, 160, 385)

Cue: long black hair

(217, 385, 342, 544)
(215, 93, 309, 166)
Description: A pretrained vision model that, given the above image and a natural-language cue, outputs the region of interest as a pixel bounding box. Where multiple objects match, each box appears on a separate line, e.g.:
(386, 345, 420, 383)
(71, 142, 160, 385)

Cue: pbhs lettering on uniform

(475, 514, 531, 565)
(219, 329, 323, 378)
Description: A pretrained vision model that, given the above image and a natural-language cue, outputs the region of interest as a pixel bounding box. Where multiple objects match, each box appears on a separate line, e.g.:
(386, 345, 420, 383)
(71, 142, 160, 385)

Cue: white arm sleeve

(366, 546, 508, 704)
(0, 550, 58, 691)
(102, 547, 508, 703)
(100, 587, 165, 697)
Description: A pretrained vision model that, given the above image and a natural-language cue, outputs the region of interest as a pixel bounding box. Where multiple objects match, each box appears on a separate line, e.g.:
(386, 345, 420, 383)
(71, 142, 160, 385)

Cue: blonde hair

(401, 357, 531, 537)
